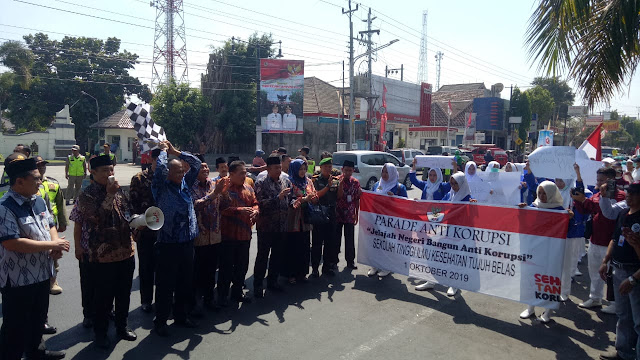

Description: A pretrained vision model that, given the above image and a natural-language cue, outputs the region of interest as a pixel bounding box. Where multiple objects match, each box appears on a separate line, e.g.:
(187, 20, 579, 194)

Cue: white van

(332, 151, 412, 190)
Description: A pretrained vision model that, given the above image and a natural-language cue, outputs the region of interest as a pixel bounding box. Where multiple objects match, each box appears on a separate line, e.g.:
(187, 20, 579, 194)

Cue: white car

(332, 151, 412, 190)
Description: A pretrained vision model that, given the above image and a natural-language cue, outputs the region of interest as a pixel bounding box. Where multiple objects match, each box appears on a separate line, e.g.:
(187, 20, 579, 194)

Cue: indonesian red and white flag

(635, 144, 639, 157)
(447, 100, 453, 117)
(578, 123, 602, 161)
(466, 111, 473, 128)
(379, 84, 388, 145)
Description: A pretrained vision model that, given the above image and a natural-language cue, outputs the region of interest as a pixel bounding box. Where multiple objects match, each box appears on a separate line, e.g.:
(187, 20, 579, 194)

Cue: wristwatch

(629, 276, 637, 286)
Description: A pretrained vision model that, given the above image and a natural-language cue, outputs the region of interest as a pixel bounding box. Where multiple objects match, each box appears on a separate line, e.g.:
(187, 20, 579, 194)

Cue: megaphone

(129, 206, 164, 231)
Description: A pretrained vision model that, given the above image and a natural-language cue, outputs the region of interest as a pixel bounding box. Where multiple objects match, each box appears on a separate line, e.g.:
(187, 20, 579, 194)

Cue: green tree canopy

(524, 85, 555, 127)
(526, 1, 639, 107)
(150, 79, 210, 149)
(511, 87, 532, 150)
(0, 33, 151, 148)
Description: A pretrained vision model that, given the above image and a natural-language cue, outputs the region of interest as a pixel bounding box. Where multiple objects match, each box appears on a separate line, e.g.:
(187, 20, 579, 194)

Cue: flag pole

(447, 112, 451, 146)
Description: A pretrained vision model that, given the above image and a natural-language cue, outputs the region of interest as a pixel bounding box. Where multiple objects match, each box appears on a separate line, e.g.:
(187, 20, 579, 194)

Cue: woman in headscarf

(409, 158, 452, 200)
(285, 159, 318, 284)
(465, 161, 491, 202)
(417, 172, 473, 294)
(518, 181, 569, 323)
(368, 163, 407, 278)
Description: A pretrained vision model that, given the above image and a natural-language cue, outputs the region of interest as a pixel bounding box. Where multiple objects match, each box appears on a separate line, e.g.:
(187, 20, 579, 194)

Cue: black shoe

(600, 351, 624, 360)
(82, 317, 93, 328)
(323, 268, 336, 277)
(231, 293, 252, 304)
(141, 303, 153, 313)
(117, 327, 137, 341)
(37, 350, 66, 360)
(154, 323, 169, 337)
(174, 318, 199, 328)
(254, 286, 264, 298)
(311, 268, 320, 278)
(95, 335, 111, 349)
(43, 323, 57, 335)
(347, 263, 358, 270)
(267, 283, 284, 292)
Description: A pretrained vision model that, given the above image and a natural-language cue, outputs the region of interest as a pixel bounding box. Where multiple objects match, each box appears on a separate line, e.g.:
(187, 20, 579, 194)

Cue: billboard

(603, 120, 620, 131)
(260, 59, 304, 134)
(474, 97, 504, 131)
(361, 75, 423, 125)
(586, 115, 604, 125)
(568, 106, 588, 116)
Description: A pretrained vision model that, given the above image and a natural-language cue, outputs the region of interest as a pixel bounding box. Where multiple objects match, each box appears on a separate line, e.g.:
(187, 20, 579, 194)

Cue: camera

(606, 179, 617, 198)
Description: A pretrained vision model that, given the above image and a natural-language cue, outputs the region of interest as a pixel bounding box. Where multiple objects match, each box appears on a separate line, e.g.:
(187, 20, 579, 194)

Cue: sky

(0, 0, 638, 117)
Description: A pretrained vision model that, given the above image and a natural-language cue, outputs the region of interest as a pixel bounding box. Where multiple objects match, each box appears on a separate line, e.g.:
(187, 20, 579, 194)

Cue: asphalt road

(0, 162, 618, 360)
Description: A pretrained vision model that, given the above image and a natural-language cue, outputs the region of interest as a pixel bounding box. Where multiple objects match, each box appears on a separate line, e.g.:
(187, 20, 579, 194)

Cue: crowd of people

(2, 142, 640, 360)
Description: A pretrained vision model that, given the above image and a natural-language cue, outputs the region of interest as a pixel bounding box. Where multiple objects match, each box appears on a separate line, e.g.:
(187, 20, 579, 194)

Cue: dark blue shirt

(152, 151, 201, 243)
(409, 172, 451, 200)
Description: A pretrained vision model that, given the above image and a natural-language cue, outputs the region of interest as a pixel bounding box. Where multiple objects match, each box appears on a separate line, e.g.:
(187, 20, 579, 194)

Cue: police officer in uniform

(311, 157, 340, 276)
(65, 145, 86, 205)
(103, 143, 117, 167)
(34, 156, 67, 296)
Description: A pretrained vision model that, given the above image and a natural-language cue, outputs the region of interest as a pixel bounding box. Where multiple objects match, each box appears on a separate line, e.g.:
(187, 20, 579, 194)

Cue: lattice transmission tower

(150, 0, 188, 92)
(417, 10, 428, 84)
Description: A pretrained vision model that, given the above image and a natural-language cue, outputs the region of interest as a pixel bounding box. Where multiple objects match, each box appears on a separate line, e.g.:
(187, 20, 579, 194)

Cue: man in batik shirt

(336, 160, 362, 270)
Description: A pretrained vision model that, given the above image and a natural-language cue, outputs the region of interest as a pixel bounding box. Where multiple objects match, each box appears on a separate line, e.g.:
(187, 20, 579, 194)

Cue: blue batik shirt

(152, 151, 201, 243)
(0, 189, 55, 288)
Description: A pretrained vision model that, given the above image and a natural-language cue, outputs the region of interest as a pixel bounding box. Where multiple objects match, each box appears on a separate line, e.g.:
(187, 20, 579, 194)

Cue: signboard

(515, 137, 523, 146)
(357, 192, 569, 309)
(602, 120, 620, 131)
(474, 132, 485, 143)
(619, 137, 628, 142)
(260, 59, 304, 134)
(464, 112, 476, 141)
(586, 115, 604, 125)
(415, 155, 455, 169)
(474, 97, 504, 131)
(509, 116, 522, 124)
(567, 106, 588, 116)
(527, 146, 604, 186)
(537, 130, 554, 147)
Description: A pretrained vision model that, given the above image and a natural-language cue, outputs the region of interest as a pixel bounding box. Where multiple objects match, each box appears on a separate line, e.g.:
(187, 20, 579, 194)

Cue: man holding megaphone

(76, 155, 137, 348)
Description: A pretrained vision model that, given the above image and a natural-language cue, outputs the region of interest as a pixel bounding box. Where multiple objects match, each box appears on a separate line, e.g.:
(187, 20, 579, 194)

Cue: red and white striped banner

(358, 192, 570, 308)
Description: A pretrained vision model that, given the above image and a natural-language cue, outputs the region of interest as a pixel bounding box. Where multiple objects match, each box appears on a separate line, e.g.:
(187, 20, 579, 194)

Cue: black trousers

(90, 257, 135, 336)
(0, 280, 49, 360)
(253, 231, 285, 288)
(154, 242, 194, 325)
(136, 230, 157, 305)
(79, 258, 94, 318)
(311, 217, 338, 271)
(286, 231, 311, 278)
(193, 243, 220, 303)
(337, 223, 356, 265)
(218, 240, 250, 299)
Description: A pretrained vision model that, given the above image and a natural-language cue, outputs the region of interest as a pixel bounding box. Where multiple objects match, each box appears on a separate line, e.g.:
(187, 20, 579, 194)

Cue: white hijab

(504, 162, 516, 173)
(376, 163, 399, 194)
(487, 161, 501, 172)
(464, 161, 481, 184)
(448, 171, 472, 202)
(555, 178, 575, 209)
(533, 180, 565, 209)
(424, 168, 443, 200)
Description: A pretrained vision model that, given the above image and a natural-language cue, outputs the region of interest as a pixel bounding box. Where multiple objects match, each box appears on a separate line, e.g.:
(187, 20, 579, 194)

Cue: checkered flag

(125, 102, 167, 152)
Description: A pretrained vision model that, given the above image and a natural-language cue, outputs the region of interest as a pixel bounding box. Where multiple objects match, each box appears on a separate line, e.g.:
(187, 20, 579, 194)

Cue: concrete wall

(262, 116, 367, 160)
(101, 129, 137, 162)
(0, 105, 76, 160)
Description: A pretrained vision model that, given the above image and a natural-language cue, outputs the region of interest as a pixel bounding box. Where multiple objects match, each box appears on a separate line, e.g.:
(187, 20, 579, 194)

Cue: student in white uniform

(282, 106, 297, 131)
(267, 105, 282, 130)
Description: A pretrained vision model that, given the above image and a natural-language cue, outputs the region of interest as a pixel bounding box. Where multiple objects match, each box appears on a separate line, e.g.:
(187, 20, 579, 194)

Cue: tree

(524, 85, 555, 126)
(0, 33, 151, 148)
(0, 72, 15, 111)
(511, 87, 532, 150)
(531, 77, 573, 120)
(526, 1, 639, 107)
(150, 79, 210, 149)
(201, 33, 276, 153)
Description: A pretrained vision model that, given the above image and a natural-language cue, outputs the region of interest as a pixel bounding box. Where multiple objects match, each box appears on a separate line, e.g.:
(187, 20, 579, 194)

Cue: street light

(81, 91, 99, 124)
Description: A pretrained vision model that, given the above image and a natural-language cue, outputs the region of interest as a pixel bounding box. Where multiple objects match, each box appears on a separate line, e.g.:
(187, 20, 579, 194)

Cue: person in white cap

(65, 145, 87, 205)
(602, 157, 615, 168)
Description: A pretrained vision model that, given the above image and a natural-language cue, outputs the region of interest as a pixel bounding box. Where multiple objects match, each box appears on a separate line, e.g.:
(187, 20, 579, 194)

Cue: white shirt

(282, 113, 297, 130)
(267, 113, 282, 130)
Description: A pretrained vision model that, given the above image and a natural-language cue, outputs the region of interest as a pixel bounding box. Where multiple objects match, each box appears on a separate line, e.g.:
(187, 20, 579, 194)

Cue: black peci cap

(90, 155, 112, 169)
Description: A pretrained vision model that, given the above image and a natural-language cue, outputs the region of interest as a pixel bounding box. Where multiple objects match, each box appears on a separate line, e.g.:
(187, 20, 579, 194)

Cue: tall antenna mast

(417, 10, 428, 84)
(434, 51, 444, 90)
(151, 0, 188, 92)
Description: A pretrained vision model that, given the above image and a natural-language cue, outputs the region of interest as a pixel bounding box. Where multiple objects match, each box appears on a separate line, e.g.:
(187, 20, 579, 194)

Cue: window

(411, 151, 423, 157)
(404, 150, 410, 158)
(361, 154, 377, 166)
(332, 153, 357, 166)
(388, 150, 402, 159)
(384, 154, 400, 166)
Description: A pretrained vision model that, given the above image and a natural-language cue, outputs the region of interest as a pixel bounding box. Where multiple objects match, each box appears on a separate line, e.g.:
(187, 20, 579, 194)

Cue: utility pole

(360, 8, 379, 150)
(343, 0, 358, 150)
(434, 51, 444, 91)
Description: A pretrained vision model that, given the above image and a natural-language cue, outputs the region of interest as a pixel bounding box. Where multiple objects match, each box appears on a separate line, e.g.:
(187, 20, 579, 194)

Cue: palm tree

(526, 0, 640, 108)
(0, 41, 34, 89)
